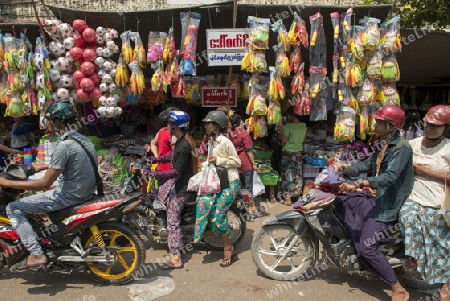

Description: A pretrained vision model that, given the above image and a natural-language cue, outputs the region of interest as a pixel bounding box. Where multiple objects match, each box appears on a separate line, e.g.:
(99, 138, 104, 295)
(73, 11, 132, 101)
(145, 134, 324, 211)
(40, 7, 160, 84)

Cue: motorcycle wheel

(397, 269, 441, 292)
(81, 221, 145, 285)
(252, 225, 316, 281)
(203, 207, 246, 250)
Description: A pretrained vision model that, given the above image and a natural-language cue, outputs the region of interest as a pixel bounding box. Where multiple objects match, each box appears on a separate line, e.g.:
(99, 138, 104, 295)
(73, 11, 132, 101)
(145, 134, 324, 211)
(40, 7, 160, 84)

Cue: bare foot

(391, 282, 409, 301)
(27, 254, 47, 266)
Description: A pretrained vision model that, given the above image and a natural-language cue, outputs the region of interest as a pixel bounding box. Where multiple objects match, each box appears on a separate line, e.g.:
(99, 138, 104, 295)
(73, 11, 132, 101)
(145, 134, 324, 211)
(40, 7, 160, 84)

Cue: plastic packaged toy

(273, 44, 290, 77)
(147, 31, 166, 67)
(362, 17, 381, 51)
(334, 107, 356, 142)
(180, 12, 201, 76)
(163, 27, 176, 63)
(381, 56, 400, 82)
(287, 12, 308, 49)
(291, 62, 305, 96)
(289, 45, 301, 74)
(357, 77, 376, 106)
(367, 52, 382, 80)
(330, 12, 340, 55)
(381, 16, 402, 55)
(379, 84, 400, 106)
(350, 26, 365, 61)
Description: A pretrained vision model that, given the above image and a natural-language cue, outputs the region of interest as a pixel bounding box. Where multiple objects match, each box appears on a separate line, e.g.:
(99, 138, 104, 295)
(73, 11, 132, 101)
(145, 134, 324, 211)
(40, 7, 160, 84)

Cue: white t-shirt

(408, 137, 450, 208)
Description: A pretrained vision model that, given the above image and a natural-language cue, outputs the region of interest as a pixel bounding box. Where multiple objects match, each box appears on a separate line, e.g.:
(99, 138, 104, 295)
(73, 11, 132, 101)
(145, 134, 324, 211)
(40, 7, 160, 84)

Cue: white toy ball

(109, 68, 116, 78)
(58, 23, 73, 38)
(54, 42, 66, 56)
(60, 74, 74, 87)
(113, 45, 119, 54)
(94, 57, 105, 67)
(48, 31, 63, 42)
(36, 73, 45, 89)
(102, 48, 112, 58)
(99, 96, 107, 106)
(65, 51, 74, 62)
(109, 83, 117, 92)
(105, 96, 114, 106)
(110, 61, 117, 69)
(44, 19, 60, 34)
(51, 92, 58, 102)
(49, 69, 61, 82)
(63, 37, 75, 50)
(101, 74, 113, 83)
(98, 69, 106, 78)
(33, 53, 44, 69)
(97, 106, 107, 117)
(109, 29, 119, 39)
(106, 107, 115, 117)
(106, 41, 116, 50)
(99, 83, 108, 92)
(102, 60, 112, 71)
(96, 47, 103, 57)
(96, 36, 105, 45)
(56, 57, 70, 71)
(114, 107, 123, 117)
(104, 32, 112, 42)
(56, 88, 70, 100)
(48, 41, 58, 54)
(49, 59, 57, 69)
(96, 27, 106, 36)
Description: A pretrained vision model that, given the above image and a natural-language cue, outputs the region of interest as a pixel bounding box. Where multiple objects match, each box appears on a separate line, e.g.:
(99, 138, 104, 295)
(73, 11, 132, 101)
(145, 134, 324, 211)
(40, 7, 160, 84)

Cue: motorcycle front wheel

(203, 207, 246, 250)
(82, 221, 146, 285)
(252, 225, 316, 281)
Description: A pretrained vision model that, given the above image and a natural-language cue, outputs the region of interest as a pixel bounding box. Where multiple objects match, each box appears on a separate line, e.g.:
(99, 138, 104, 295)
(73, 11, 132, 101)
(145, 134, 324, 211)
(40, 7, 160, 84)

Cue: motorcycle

(0, 164, 146, 285)
(120, 145, 247, 250)
(251, 166, 438, 291)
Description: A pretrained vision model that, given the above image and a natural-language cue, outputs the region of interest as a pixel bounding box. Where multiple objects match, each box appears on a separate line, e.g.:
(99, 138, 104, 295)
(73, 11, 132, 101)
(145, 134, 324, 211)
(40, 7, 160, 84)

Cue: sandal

(10, 256, 47, 272)
(220, 247, 238, 268)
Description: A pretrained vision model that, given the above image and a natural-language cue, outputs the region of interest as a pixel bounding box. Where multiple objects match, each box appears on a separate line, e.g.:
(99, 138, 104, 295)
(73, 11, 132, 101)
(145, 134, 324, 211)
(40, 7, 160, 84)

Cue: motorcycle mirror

(343, 166, 360, 178)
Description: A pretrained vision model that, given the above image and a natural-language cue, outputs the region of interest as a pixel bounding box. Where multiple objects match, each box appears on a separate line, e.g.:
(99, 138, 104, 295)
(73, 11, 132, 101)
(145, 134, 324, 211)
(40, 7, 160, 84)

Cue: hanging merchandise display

(380, 16, 402, 55)
(271, 20, 290, 77)
(334, 107, 356, 142)
(179, 12, 201, 76)
(241, 16, 270, 74)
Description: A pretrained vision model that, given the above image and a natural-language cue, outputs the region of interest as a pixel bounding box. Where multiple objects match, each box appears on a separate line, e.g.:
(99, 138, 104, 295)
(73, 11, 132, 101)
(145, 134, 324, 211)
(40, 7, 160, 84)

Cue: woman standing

(280, 106, 307, 205)
(399, 105, 450, 301)
(194, 110, 241, 267)
(229, 114, 259, 220)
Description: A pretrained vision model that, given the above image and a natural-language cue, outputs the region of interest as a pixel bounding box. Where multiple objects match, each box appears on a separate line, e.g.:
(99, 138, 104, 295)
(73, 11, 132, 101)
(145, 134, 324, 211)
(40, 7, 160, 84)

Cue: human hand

(252, 163, 258, 170)
(32, 162, 47, 173)
(339, 181, 358, 193)
(208, 156, 217, 164)
(413, 164, 429, 177)
(0, 177, 8, 187)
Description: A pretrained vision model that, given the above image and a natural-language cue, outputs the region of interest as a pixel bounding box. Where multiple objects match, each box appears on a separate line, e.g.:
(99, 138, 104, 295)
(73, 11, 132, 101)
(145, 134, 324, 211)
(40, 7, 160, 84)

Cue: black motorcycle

(120, 145, 247, 250)
(251, 167, 438, 291)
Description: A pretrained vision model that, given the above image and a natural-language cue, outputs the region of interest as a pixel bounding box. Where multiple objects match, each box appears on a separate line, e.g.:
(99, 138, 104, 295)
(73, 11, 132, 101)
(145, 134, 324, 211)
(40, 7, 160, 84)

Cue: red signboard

(201, 87, 237, 107)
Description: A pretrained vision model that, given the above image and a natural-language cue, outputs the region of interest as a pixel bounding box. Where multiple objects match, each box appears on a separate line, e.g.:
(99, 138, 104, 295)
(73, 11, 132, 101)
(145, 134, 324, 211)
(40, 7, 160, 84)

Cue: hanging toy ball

(106, 41, 116, 50)
(49, 69, 61, 83)
(83, 48, 97, 62)
(99, 96, 107, 106)
(72, 70, 85, 83)
(97, 106, 107, 117)
(60, 74, 74, 87)
(95, 47, 103, 57)
(56, 57, 70, 71)
(44, 19, 61, 34)
(80, 78, 94, 92)
(101, 74, 113, 83)
(73, 19, 87, 33)
(63, 37, 75, 50)
(56, 88, 70, 100)
(69, 46, 83, 61)
(58, 23, 73, 38)
(103, 32, 112, 42)
(94, 56, 105, 67)
(72, 32, 86, 47)
(82, 27, 96, 43)
(88, 73, 100, 85)
(65, 51, 74, 62)
(109, 68, 116, 78)
(76, 88, 90, 102)
(96, 36, 105, 45)
(36, 72, 45, 89)
(81, 61, 95, 75)
(89, 87, 102, 101)
(96, 27, 106, 36)
(102, 48, 112, 58)
(99, 82, 108, 92)
(109, 83, 117, 93)
(114, 107, 123, 117)
(102, 60, 112, 71)
(98, 69, 106, 79)
(109, 29, 119, 39)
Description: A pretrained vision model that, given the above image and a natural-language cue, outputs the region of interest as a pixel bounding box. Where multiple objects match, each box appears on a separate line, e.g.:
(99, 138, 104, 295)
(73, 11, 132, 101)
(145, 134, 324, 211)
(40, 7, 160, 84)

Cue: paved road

(0, 199, 435, 301)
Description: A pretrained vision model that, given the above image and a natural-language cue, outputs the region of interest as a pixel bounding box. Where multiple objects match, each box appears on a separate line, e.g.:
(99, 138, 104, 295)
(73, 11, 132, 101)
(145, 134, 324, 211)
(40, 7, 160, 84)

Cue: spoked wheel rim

(254, 226, 314, 277)
(84, 229, 138, 281)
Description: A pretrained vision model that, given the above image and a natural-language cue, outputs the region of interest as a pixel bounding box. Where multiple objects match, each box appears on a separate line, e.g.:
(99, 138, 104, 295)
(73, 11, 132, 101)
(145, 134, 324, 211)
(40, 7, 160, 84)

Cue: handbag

(216, 166, 229, 190)
(66, 136, 104, 197)
(442, 172, 450, 227)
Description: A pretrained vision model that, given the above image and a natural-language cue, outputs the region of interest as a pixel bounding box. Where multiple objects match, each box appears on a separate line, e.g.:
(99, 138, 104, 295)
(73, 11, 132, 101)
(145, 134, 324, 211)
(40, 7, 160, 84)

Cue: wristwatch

(355, 179, 364, 189)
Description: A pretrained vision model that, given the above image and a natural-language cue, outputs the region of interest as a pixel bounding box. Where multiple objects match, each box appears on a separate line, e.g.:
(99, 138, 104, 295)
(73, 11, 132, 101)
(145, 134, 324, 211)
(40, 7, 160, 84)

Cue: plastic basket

(254, 150, 273, 160)
(260, 174, 279, 186)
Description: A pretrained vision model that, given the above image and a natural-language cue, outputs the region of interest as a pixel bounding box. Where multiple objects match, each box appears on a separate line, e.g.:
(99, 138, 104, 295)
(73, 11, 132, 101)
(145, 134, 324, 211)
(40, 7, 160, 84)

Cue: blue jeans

(6, 190, 80, 256)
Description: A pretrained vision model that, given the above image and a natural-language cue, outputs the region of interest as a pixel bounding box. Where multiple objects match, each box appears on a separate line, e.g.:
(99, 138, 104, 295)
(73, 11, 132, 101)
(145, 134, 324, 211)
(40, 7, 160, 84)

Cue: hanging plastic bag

(253, 171, 265, 197)
(198, 163, 221, 195)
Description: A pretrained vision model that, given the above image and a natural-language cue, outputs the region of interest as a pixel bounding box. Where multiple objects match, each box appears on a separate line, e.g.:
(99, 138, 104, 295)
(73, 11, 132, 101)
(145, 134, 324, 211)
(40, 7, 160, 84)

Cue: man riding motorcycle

(0, 101, 97, 271)
(334, 105, 413, 301)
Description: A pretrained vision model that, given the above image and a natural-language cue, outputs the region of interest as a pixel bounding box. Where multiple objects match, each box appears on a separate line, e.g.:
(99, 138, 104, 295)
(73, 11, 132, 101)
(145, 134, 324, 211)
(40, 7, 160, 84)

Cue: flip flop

(159, 263, 184, 270)
(220, 253, 238, 268)
(10, 257, 46, 272)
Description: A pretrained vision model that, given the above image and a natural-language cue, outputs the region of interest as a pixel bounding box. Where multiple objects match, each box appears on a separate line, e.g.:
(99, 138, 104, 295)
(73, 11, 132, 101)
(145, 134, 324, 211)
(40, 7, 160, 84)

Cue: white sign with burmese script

(206, 29, 248, 66)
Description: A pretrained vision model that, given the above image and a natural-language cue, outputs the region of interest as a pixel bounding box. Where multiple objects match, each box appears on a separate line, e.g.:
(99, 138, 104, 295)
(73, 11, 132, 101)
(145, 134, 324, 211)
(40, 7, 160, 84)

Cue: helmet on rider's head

(373, 105, 405, 129)
(423, 105, 450, 125)
(159, 107, 179, 122)
(202, 110, 228, 129)
(45, 101, 76, 123)
(168, 111, 190, 128)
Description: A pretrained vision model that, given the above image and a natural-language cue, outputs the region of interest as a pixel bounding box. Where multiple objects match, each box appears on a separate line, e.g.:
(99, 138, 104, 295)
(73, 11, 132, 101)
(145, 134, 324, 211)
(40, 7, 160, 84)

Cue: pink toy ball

(49, 68, 61, 83)
(80, 77, 94, 92)
(72, 32, 86, 47)
(72, 70, 85, 83)
(96, 27, 106, 37)
(88, 73, 101, 85)
(89, 87, 102, 101)
(99, 96, 107, 106)
(81, 61, 95, 75)
(83, 48, 97, 62)
(96, 36, 105, 45)
(44, 19, 61, 34)
(56, 88, 70, 100)
(56, 57, 70, 71)
(82, 27, 96, 43)
(101, 74, 113, 84)
(99, 82, 109, 92)
(76, 89, 90, 102)
(63, 37, 75, 50)
(72, 19, 87, 33)
(94, 56, 105, 67)
(58, 23, 73, 38)
(69, 47, 83, 61)
(65, 51, 74, 62)
(60, 74, 74, 87)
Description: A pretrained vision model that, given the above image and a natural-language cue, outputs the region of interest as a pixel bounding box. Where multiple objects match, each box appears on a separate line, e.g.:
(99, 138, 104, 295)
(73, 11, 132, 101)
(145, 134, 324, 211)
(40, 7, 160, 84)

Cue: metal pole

(227, 0, 238, 109)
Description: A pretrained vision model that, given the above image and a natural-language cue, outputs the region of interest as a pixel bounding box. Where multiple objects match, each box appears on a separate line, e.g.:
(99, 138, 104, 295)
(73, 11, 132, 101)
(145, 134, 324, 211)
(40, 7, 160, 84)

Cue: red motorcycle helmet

(423, 105, 450, 125)
(373, 105, 405, 129)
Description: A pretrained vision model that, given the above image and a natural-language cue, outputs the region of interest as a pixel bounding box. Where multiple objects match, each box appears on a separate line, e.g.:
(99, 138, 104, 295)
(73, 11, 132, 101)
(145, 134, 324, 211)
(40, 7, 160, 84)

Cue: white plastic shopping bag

(198, 163, 221, 195)
(252, 171, 265, 197)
